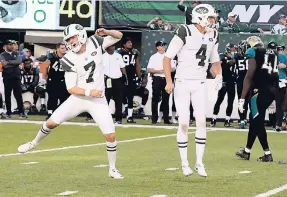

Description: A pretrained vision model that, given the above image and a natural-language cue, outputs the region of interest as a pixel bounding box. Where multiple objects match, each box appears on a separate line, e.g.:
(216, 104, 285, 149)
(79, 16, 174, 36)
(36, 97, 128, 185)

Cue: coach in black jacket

(0, 40, 25, 118)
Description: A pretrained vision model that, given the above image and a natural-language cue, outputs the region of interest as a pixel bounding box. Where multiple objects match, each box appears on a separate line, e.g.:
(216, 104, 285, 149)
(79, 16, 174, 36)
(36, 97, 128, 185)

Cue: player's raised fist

(90, 89, 103, 98)
(95, 28, 108, 36)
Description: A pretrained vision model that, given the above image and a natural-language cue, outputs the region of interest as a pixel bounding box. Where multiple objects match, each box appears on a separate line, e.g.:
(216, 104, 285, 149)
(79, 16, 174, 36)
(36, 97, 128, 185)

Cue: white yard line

(0, 119, 286, 133)
(0, 132, 194, 158)
(254, 184, 287, 197)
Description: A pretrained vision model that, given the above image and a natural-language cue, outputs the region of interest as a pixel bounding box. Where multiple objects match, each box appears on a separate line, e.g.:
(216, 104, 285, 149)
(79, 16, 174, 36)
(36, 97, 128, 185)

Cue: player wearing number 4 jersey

(163, 4, 222, 177)
(236, 37, 279, 162)
(18, 24, 124, 179)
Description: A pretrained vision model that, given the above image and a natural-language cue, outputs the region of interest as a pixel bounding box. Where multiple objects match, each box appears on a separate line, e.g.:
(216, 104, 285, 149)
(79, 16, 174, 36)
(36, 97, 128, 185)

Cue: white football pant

(50, 95, 115, 134)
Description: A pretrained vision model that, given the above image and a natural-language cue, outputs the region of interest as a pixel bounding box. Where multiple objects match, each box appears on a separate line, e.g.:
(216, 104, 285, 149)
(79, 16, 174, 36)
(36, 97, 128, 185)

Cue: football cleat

(109, 168, 124, 179)
(209, 119, 216, 127)
(239, 121, 245, 129)
(171, 118, 178, 124)
(0, 113, 6, 119)
(127, 117, 136, 123)
(182, 166, 193, 176)
(157, 116, 162, 123)
(40, 104, 46, 112)
(275, 126, 282, 132)
(114, 121, 123, 125)
(235, 148, 250, 160)
(257, 154, 273, 162)
(194, 163, 207, 177)
(224, 119, 231, 127)
(18, 141, 38, 153)
(19, 113, 28, 119)
(31, 105, 38, 112)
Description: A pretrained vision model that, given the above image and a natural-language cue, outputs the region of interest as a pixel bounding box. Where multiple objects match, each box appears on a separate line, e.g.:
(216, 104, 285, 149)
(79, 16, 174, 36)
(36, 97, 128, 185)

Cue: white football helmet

(63, 24, 87, 53)
(192, 4, 217, 29)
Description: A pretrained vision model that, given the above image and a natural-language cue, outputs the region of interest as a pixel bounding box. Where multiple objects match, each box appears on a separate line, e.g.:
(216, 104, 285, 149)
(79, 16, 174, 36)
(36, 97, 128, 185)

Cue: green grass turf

(0, 121, 287, 197)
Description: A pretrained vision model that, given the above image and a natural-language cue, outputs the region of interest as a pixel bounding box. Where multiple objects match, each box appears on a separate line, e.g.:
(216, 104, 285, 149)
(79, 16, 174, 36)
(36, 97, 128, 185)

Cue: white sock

(265, 150, 271, 155)
(226, 116, 230, 121)
(212, 115, 217, 120)
(172, 111, 176, 120)
(127, 108, 133, 118)
(40, 98, 45, 105)
(0, 108, 3, 114)
(32, 123, 52, 144)
(106, 141, 117, 170)
(48, 110, 53, 115)
(177, 130, 189, 167)
(195, 123, 206, 165)
(245, 148, 251, 153)
(140, 104, 145, 109)
(159, 112, 163, 118)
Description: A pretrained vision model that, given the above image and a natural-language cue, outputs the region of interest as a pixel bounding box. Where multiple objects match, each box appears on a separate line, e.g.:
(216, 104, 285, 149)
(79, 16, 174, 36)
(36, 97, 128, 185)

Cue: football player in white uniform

(17, 24, 124, 179)
(163, 4, 222, 177)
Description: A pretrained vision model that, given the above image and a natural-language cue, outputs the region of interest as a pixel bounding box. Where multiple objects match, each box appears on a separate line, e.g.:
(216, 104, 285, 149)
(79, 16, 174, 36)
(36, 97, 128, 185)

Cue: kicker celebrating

(18, 24, 124, 179)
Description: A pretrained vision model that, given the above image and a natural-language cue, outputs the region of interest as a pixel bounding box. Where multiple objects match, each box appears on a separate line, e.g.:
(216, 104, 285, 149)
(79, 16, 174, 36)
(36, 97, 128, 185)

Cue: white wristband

(85, 89, 91, 97)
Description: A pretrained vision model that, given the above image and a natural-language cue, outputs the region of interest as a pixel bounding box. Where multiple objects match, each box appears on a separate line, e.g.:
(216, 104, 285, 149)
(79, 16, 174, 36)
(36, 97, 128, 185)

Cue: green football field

(1, 117, 287, 197)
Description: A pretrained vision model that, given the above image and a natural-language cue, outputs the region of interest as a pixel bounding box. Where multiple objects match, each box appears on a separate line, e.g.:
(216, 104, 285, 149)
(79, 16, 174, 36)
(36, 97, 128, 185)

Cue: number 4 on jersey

(196, 44, 207, 67)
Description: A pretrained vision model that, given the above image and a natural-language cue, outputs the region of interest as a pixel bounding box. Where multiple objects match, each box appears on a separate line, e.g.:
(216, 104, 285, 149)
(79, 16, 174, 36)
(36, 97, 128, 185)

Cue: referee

(103, 44, 128, 124)
(0, 40, 25, 118)
(148, 41, 175, 124)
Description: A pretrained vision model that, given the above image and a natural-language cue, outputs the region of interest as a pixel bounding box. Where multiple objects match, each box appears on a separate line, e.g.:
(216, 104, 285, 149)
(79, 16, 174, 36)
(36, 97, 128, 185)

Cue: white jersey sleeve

(271, 24, 280, 34)
(103, 36, 121, 50)
(60, 53, 78, 90)
(165, 25, 189, 59)
(209, 31, 220, 63)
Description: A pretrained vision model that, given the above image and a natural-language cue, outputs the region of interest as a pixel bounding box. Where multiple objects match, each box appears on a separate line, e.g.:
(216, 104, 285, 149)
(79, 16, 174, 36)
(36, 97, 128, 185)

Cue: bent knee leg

(105, 133, 116, 142)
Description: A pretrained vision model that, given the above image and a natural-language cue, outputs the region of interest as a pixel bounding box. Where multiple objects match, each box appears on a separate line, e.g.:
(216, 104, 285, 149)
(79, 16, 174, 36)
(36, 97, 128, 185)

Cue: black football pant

(47, 80, 69, 114)
(275, 86, 287, 128)
(152, 76, 170, 123)
(3, 77, 24, 115)
(105, 77, 124, 122)
(237, 80, 250, 121)
(171, 94, 194, 120)
(246, 87, 277, 151)
(123, 80, 137, 109)
(134, 87, 149, 106)
(0, 92, 3, 109)
(213, 82, 235, 117)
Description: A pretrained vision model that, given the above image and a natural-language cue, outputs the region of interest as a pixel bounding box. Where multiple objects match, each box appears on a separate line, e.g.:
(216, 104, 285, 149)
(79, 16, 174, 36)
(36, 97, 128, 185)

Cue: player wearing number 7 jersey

(17, 24, 124, 179)
(236, 37, 279, 162)
(163, 4, 222, 177)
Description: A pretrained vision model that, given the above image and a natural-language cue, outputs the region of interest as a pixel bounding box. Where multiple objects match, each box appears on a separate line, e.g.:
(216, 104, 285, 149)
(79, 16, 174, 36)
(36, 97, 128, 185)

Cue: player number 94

(60, 0, 93, 18)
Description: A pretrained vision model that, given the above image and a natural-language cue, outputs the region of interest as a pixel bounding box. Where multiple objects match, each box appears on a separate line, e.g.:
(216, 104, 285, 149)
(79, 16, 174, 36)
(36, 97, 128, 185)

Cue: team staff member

(0, 40, 25, 118)
(42, 42, 69, 120)
(103, 44, 128, 124)
(118, 37, 141, 123)
(148, 41, 175, 124)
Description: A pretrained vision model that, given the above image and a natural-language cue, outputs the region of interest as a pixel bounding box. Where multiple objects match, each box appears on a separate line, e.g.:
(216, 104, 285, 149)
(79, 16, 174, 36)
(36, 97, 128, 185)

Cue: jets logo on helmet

(63, 24, 87, 53)
(195, 7, 209, 14)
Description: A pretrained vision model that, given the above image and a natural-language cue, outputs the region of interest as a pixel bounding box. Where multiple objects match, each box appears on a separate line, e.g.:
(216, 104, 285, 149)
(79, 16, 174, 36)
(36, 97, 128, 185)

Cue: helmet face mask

(63, 24, 87, 53)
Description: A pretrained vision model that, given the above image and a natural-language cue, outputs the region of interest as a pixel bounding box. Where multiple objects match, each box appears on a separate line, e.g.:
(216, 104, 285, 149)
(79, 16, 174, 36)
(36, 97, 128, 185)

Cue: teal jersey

(279, 54, 287, 80)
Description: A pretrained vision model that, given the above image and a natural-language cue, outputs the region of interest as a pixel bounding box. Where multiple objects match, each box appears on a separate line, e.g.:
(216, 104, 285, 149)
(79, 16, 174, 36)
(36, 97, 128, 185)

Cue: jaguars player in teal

(236, 37, 279, 162)
(274, 45, 287, 131)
